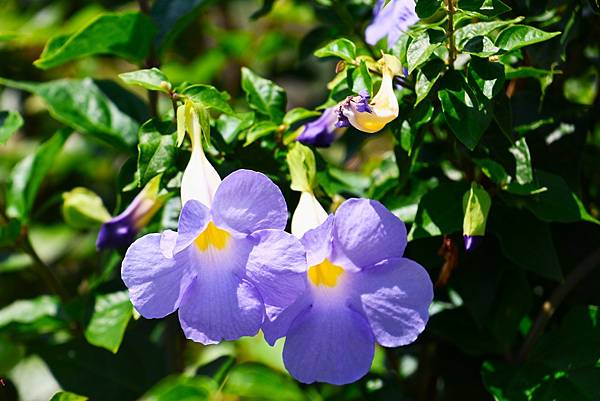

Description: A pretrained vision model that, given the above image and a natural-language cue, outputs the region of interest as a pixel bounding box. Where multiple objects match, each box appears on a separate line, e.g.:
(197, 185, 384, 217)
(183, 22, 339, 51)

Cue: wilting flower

(97, 175, 167, 250)
(366, 0, 419, 48)
(263, 198, 434, 385)
(121, 169, 307, 344)
(337, 55, 401, 133)
(297, 107, 338, 147)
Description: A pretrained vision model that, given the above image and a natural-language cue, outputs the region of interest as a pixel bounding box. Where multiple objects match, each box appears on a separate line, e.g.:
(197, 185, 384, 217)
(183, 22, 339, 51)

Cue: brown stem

(444, 0, 457, 68)
(517, 247, 600, 362)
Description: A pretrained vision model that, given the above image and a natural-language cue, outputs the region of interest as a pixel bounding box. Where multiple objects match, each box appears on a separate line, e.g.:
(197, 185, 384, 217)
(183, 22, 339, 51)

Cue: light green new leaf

(140, 375, 217, 401)
(84, 291, 133, 354)
(286, 142, 317, 193)
(283, 108, 320, 126)
(314, 38, 356, 63)
(509, 137, 533, 184)
(223, 363, 306, 401)
(0, 110, 23, 144)
(35, 12, 156, 69)
(241, 68, 287, 123)
(7, 128, 71, 220)
(463, 182, 492, 236)
(62, 188, 111, 229)
(495, 25, 561, 51)
(49, 392, 88, 401)
(119, 68, 170, 93)
(0, 77, 140, 150)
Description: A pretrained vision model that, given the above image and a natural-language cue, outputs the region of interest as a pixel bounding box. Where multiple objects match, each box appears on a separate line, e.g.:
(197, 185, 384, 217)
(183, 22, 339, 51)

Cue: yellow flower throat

(194, 222, 231, 251)
(307, 259, 344, 288)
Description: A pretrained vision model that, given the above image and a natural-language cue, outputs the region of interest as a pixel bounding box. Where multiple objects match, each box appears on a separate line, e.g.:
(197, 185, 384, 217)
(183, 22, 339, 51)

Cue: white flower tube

(179, 103, 221, 208)
(291, 191, 328, 238)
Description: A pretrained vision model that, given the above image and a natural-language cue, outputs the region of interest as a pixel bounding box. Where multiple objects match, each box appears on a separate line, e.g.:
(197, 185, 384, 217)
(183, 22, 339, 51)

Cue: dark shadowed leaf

(223, 363, 306, 401)
(137, 119, 177, 186)
(0, 77, 140, 150)
(6, 129, 71, 220)
(151, 0, 214, 51)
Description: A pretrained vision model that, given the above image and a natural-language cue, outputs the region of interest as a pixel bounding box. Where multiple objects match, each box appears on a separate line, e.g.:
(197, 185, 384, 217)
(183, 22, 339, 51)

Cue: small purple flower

(97, 176, 166, 250)
(297, 108, 338, 147)
(366, 0, 419, 48)
(121, 170, 307, 344)
(263, 198, 433, 385)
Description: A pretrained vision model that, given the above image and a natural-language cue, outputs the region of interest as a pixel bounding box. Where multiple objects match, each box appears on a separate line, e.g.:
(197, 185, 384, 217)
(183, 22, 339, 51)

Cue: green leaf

(415, 59, 445, 105)
(407, 31, 442, 74)
(474, 158, 509, 184)
(468, 57, 505, 101)
(416, 0, 442, 18)
(0, 337, 25, 375)
(223, 363, 306, 401)
(244, 121, 279, 146)
(181, 84, 233, 114)
(151, 0, 213, 51)
(523, 170, 599, 224)
(489, 204, 562, 280)
(119, 68, 170, 93)
(6, 128, 71, 220)
(462, 36, 500, 57)
(251, 0, 277, 19)
(140, 375, 217, 401)
(0, 110, 23, 144)
(49, 392, 88, 401)
(287, 142, 317, 193)
(351, 60, 373, 94)
(459, 0, 512, 16)
(84, 291, 133, 354)
(509, 137, 533, 184)
(282, 108, 320, 126)
(463, 182, 492, 236)
(137, 119, 177, 186)
(409, 181, 470, 240)
(241, 68, 287, 123)
(454, 18, 523, 49)
(0, 295, 60, 329)
(313, 38, 356, 63)
(216, 112, 255, 144)
(438, 71, 492, 150)
(495, 25, 561, 51)
(0, 77, 140, 150)
(34, 12, 156, 69)
(62, 188, 111, 229)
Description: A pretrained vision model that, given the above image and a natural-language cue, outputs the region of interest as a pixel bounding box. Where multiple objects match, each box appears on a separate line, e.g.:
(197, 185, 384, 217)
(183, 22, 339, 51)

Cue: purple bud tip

(335, 105, 351, 128)
(463, 235, 483, 251)
(96, 217, 137, 250)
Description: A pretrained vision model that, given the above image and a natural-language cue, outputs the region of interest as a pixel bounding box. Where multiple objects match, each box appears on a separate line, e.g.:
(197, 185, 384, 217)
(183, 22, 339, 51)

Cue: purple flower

(297, 108, 338, 147)
(97, 175, 166, 250)
(121, 170, 307, 344)
(366, 0, 419, 48)
(263, 198, 433, 385)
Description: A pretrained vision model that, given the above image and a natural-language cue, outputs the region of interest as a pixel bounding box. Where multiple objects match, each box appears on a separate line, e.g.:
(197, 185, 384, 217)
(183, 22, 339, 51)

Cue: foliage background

(0, 0, 600, 400)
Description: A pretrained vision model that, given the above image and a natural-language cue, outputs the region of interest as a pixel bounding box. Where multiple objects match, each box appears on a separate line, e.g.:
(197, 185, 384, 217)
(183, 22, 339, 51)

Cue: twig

(444, 0, 458, 68)
(517, 247, 600, 362)
(138, 0, 160, 117)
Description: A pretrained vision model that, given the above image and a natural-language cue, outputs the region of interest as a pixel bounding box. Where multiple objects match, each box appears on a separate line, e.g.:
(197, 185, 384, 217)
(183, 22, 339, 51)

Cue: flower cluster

(116, 2, 432, 386)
